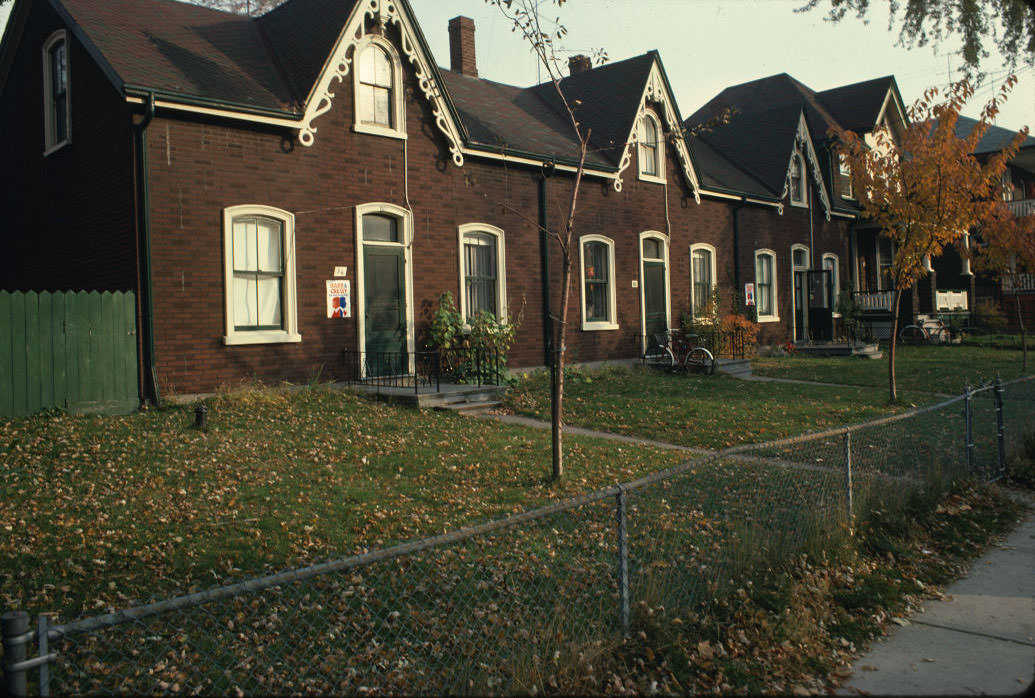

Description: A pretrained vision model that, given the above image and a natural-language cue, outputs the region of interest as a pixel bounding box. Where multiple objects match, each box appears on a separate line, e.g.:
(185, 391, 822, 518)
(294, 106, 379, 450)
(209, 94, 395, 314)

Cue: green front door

(643, 261, 668, 339)
(363, 245, 406, 377)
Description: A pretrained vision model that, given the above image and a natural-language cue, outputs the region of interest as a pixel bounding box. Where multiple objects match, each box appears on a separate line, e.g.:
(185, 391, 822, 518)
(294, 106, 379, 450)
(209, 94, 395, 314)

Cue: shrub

(971, 298, 1008, 331)
(429, 292, 521, 383)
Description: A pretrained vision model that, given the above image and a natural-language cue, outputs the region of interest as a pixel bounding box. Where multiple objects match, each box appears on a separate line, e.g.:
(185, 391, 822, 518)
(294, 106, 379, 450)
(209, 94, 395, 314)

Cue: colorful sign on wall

(744, 283, 755, 307)
(327, 280, 351, 318)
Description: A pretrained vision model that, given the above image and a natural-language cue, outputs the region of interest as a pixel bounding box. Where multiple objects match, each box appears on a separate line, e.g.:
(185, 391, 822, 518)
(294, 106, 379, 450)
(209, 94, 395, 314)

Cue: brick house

(1, 0, 905, 401)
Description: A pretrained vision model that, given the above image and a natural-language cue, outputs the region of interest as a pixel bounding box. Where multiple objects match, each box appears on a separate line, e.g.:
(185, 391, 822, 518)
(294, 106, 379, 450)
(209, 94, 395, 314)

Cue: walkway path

(839, 498, 1035, 696)
(476, 412, 710, 455)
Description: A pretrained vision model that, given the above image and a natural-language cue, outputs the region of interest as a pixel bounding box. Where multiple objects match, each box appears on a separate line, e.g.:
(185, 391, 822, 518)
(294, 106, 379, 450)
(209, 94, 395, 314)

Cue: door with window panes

(362, 214, 407, 377)
(641, 238, 668, 346)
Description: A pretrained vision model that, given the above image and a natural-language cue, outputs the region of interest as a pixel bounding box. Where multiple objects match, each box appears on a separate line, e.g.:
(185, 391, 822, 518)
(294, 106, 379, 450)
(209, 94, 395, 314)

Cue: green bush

(428, 292, 521, 383)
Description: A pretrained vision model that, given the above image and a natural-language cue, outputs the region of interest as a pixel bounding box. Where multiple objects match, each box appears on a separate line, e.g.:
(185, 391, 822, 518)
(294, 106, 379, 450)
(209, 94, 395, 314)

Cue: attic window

(353, 38, 406, 140)
(638, 112, 664, 182)
(42, 30, 71, 153)
(789, 152, 806, 206)
(838, 153, 853, 199)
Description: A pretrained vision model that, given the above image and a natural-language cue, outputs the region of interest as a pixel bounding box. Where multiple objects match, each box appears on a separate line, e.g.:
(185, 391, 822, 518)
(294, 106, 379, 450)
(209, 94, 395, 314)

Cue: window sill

(789, 199, 808, 208)
(224, 331, 302, 346)
(637, 172, 665, 184)
(353, 123, 407, 140)
(581, 321, 619, 331)
(757, 315, 781, 324)
(43, 139, 71, 157)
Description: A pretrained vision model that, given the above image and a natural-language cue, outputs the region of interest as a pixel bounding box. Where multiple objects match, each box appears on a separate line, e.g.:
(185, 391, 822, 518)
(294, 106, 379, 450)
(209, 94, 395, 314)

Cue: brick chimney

(448, 16, 477, 77)
(568, 54, 592, 76)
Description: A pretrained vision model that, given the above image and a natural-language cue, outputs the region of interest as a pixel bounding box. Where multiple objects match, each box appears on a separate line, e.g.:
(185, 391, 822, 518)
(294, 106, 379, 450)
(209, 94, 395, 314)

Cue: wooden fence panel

(0, 291, 139, 417)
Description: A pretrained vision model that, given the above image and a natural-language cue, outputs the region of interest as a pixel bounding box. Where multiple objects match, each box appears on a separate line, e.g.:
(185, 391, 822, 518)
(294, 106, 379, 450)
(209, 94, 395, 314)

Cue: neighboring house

(0, 0, 915, 400)
(932, 117, 1035, 329)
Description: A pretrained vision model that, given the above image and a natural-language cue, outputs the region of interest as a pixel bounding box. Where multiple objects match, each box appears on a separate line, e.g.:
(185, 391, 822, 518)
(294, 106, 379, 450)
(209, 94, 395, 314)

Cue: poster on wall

(327, 280, 351, 318)
(744, 283, 755, 307)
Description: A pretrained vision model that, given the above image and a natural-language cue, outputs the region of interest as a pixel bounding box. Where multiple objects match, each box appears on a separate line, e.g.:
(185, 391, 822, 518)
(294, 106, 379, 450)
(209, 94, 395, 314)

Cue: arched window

(690, 243, 717, 318)
(458, 224, 507, 321)
(222, 205, 300, 345)
(580, 235, 618, 330)
(43, 30, 71, 152)
(638, 112, 664, 180)
(789, 152, 806, 206)
(754, 249, 778, 321)
(353, 39, 405, 138)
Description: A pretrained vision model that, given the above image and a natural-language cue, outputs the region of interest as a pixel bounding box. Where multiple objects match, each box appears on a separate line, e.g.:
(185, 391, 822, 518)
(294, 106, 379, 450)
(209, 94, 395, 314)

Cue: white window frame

(637, 111, 665, 183)
(754, 248, 779, 323)
(638, 231, 670, 350)
(822, 252, 840, 317)
(457, 223, 507, 322)
(354, 202, 415, 361)
(580, 234, 618, 331)
(42, 30, 71, 154)
(789, 151, 807, 207)
(222, 204, 301, 346)
(838, 153, 853, 199)
(352, 36, 406, 140)
(689, 243, 717, 320)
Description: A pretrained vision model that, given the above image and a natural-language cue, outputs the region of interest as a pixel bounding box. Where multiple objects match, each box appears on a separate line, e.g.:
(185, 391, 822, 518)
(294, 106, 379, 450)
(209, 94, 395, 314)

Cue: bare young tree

(487, 0, 598, 481)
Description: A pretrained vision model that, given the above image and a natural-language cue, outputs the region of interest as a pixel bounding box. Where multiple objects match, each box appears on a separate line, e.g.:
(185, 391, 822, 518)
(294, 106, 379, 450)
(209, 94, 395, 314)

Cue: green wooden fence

(0, 291, 139, 416)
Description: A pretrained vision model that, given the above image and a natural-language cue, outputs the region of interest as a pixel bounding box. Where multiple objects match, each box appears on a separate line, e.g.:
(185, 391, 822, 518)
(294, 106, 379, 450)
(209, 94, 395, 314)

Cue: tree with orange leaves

(971, 201, 1035, 369)
(833, 76, 1028, 402)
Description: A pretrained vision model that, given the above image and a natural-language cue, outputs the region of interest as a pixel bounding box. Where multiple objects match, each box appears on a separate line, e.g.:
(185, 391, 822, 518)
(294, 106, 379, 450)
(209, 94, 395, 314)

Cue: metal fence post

(37, 614, 49, 697)
(843, 431, 854, 534)
(2, 611, 29, 698)
(964, 383, 974, 473)
(995, 374, 1006, 480)
(616, 485, 630, 637)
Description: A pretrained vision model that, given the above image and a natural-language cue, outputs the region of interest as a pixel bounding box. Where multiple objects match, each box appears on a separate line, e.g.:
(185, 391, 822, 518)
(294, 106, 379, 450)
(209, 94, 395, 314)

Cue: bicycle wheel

(683, 346, 715, 375)
(643, 344, 675, 369)
(898, 325, 928, 344)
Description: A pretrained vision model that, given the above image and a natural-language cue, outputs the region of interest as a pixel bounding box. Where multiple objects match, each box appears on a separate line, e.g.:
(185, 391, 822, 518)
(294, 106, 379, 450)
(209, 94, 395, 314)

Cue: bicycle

(642, 329, 716, 375)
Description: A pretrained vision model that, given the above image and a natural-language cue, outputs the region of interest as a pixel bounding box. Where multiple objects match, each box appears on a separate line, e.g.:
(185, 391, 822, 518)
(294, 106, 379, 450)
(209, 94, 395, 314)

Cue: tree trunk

(889, 288, 903, 403)
(552, 254, 572, 481)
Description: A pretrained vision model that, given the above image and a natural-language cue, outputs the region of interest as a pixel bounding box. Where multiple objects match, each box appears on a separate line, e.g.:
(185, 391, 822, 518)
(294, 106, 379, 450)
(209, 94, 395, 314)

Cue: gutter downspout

(732, 197, 747, 297)
(538, 161, 555, 367)
(135, 93, 159, 406)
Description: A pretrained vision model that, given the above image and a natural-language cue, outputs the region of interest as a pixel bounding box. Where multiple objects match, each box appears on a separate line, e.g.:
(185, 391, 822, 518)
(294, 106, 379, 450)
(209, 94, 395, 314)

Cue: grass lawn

(0, 385, 687, 619)
(505, 366, 926, 449)
(753, 344, 1031, 395)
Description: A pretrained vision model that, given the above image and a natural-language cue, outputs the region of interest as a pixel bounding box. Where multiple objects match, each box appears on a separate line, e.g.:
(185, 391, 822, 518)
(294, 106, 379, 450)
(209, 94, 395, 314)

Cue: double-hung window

(43, 31, 70, 152)
(838, 154, 853, 199)
(458, 224, 507, 321)
(353, 39, 405, 138)
(690, 244, 716, 318)
(580, 235, 617, 330)
(223, 205, 300, 345)
(638, 112, 663, 181)
(789, 152, 806, 206)
(754, 249, 778, 321)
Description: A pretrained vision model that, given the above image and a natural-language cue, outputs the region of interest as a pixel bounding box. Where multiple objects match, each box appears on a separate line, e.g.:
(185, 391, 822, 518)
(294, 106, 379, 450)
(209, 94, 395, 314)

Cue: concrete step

(417, 386, 507, 409)
(715, 359, 752, 378)
(444, 401, 504, 415)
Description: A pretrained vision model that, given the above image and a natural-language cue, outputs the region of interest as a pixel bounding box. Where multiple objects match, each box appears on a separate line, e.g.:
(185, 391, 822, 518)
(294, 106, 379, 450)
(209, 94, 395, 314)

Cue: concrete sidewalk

(839, 504, 1035, 696)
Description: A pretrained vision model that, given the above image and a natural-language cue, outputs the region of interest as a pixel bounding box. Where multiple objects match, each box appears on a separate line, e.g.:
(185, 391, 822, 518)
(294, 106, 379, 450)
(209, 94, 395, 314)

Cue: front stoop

(340, 382, 507, 411)
(715, 358, 752, 378)
(791, 342, 883, 359)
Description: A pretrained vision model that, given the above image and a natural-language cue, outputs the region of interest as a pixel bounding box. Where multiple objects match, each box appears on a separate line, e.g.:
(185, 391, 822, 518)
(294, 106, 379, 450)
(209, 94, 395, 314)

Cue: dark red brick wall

(0, 1, 137, 293)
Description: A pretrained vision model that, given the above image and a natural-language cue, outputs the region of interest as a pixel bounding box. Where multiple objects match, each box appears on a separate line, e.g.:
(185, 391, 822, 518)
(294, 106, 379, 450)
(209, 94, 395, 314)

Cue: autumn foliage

(832, 76, 1029, 401)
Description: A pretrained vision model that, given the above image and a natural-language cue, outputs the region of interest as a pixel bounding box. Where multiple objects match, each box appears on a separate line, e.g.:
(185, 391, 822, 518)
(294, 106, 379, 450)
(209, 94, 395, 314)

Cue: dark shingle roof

(817, 75, 897, 133)
(60, 0, 299, 111)
(956, 115, 1035, 154)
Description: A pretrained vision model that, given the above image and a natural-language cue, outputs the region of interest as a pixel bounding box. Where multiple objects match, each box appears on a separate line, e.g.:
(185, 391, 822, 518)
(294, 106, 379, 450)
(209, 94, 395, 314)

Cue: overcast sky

(2, 0, 1031, 131)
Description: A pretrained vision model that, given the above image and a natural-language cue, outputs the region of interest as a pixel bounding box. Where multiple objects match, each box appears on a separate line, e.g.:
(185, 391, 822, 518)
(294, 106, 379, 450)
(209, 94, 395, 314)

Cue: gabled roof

(686, 71, 895, 211)
(956, 114, 1035, 174)
(817, 75, 899, 133)
(57, 0, 301, 113)
(3, 0, 700, 190)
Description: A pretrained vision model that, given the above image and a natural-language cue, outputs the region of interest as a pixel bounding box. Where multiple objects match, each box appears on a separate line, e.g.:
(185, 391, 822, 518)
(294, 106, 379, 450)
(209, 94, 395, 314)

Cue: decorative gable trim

(780, 112, 831, 221)
(615, 60, 701, 201)
(297, 0, 465, 167)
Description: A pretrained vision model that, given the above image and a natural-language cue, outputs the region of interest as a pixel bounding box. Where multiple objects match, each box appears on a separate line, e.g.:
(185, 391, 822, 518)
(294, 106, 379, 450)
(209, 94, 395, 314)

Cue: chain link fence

(4, 376, 1033, 695)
